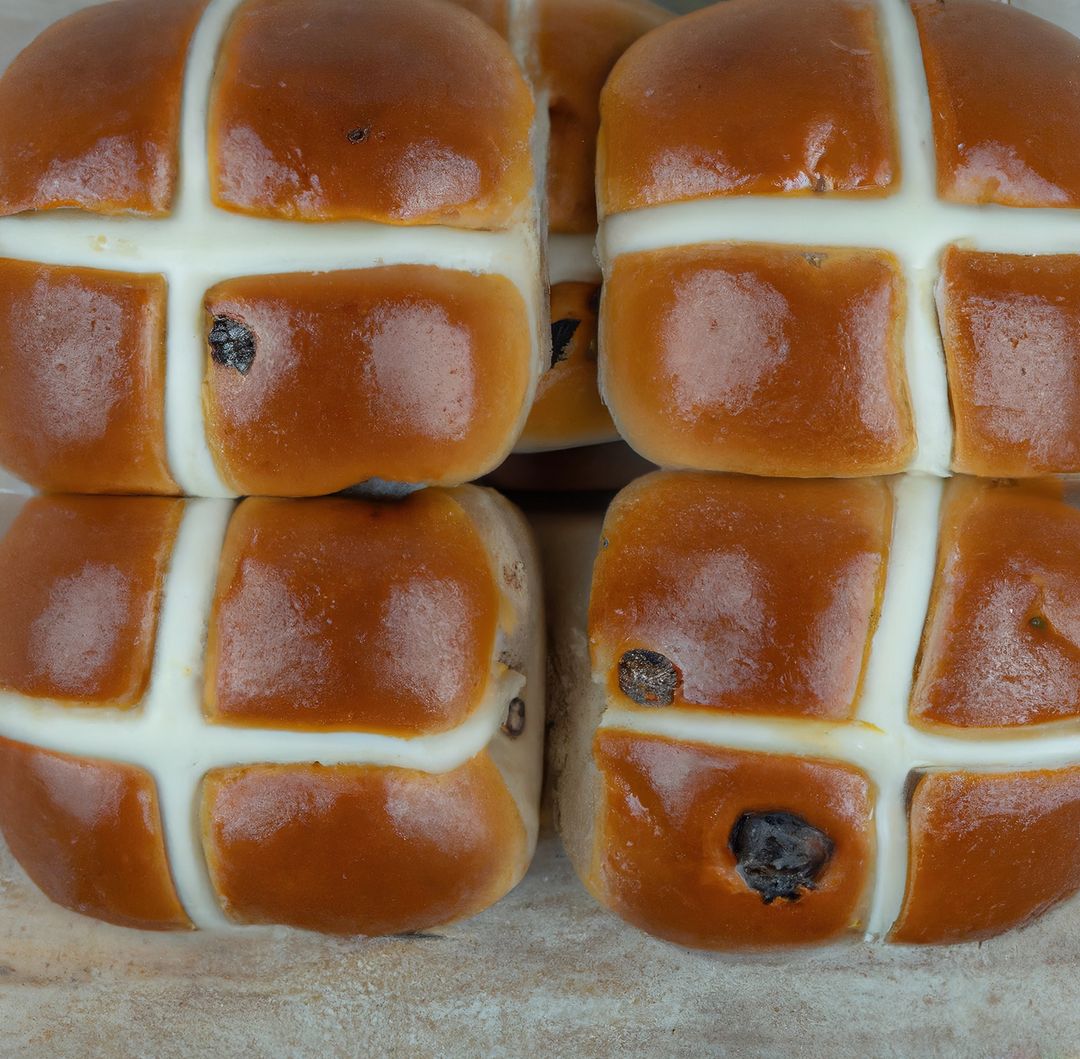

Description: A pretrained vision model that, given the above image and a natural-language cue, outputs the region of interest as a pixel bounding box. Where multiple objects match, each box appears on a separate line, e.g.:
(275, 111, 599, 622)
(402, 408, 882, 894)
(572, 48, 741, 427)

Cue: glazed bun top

(912, 0, 1080, 207)
(0, 0, 535, 229)
(598, 0, 898, 215)
(0, 0, 208, 217)
(588, 472, 893, 722)
(210, 0, 534, 227)
(911, 478, 1080, 730)
(598, 0, 1080, 217)
(541, 0, 670, 233)
(0, 496, 182, 707)
(204, 491, 503, 736)
(0, 489, 516, 738)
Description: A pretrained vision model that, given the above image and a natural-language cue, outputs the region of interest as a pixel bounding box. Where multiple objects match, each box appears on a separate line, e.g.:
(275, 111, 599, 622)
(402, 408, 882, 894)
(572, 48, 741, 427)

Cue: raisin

(209, 317, 257, 376)
(502, 697, 526, 738)
(347, 126, 370, 143)
(618, 649, 678, 707)
(728, 811, 833, 904)
(550, 318, 580, 368)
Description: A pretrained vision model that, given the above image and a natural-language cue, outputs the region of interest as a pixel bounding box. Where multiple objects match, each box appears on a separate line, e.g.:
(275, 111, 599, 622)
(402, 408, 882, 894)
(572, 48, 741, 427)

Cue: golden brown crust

(598, 0, 897, 215)
(0, 259, 176, 495)
(601, 244, 914, 476)
(518, 281, 616, 449)
(204, 492, 500, 735)
(941, 247, 1080, 476)
(911, 479, 1080, 730)
(0, 738, 189, 931)
(0, 496, 181, 707)
(202, 267, 532, 495)
(541, 0, 670, 233)
(914, 0, 1080, 208)
(892, 768, 1080, 944)
(589, 473, 892, 721)
(0, 0, 207, 217)
(201, 753, 526, 935)
(592, 732, 874, 949)
(209, 0, 534, 227)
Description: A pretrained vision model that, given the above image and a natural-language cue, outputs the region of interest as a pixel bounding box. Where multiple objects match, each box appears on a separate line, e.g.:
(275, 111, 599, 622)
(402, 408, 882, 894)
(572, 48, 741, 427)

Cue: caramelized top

(205, 492, 500, 734)
(0, 738, 189, 931)
(210, 0, 534, 227)
(593, 732, 874, 949)
(202, 753, 526, 935)
(598, 0, 897, 215)
(589, 473, 892, 720)
(893, 767, 1080, 944)
(0, 0, 207, 217)
(941, 247, 1080, 477)
(202, 266, 532, 496)
(0, 259, 176, 496)
(914, 0, 1080, 208)
(541, 0, 670, 232)
(912, 480, 1080, 729)
(0, 496, 180, 706)
(601, 243, 914, 476)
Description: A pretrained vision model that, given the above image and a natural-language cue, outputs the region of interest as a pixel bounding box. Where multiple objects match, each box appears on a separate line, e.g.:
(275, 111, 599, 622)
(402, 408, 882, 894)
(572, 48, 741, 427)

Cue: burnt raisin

(347, 126, 370, 143)
(502, 697, 526, 738)
(729, 811, 833, 904)
(209, 317, 257, 376)
(1030, 615, 1047, 630)
(618, 649, 678, 707)
(550, 318, 581, 368)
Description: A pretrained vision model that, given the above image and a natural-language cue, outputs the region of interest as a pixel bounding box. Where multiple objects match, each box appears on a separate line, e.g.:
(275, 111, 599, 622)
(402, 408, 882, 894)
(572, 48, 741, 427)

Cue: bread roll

(516, 0, 669, 454)
(596, 0, 1080, 478)
(0, 0, 546, 497)
(547, 471, 1080, 948)
(0, 487, 543, 934)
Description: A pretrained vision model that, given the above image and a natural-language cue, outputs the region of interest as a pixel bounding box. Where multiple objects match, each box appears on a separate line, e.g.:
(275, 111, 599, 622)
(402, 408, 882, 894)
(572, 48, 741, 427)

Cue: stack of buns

(2, 0, 1080, 952)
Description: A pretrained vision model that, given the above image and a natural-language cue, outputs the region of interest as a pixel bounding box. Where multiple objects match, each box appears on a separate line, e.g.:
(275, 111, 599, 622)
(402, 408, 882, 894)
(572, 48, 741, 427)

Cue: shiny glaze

(598, 0, 897, 215)
(0, 738, 188, 930)
(0, 260, 175, 495)
(912, 480, 1080, 730)
(0, 496, 180, 706)
(519, 281, 615, 449)
(202, 267, 531, 495)
(602, 244, 914, 476)
(0, 0, 207, 217)
(541, 0, 669, 233)
(893, 767, 1080, 944)
(202, 753, 525, 935)
(913, 0, 1080, 208)
(941, 247, 1080, 477)
(209, 0, 533, 227)
(589, 473, 892, 720)
(205, 493, 499, 735)
(592, 732, 873, 949)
